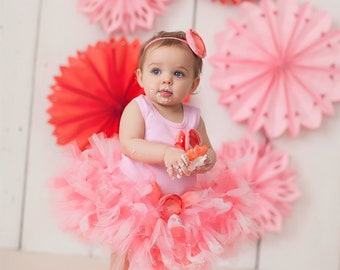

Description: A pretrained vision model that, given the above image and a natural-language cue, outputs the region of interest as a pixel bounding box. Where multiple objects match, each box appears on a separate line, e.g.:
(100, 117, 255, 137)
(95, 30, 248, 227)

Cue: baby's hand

(189, 153, 213, 173)
(163, 147, 190, 179)
(170, 129, 211, 178)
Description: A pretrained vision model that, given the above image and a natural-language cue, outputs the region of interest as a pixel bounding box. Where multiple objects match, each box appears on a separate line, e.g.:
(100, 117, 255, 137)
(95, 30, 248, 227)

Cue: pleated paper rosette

(47, 37, 143, 150)
(78, 0, 173, 35)
(210, 0, 340, 138)
(212, 135, 300, 233)
(211, 0, 254, 5)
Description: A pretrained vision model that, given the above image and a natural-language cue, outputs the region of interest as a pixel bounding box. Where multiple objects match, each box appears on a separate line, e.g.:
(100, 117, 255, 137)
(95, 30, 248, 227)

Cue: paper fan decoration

(48, 37, 143, 150)
(215, 135, 300, 233)
(78, 0, 173, 35)
(211, 0, 253, 4)
(210, 0, 340, 138)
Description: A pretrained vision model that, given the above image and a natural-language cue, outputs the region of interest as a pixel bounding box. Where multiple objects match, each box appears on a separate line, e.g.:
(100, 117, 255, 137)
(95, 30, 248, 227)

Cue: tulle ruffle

(49, 134, 258, 269)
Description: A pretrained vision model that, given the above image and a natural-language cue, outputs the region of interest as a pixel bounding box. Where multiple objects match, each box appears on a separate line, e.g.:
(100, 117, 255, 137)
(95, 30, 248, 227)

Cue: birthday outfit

(49, 30, 258, 270)
(49, 95, 257, 269)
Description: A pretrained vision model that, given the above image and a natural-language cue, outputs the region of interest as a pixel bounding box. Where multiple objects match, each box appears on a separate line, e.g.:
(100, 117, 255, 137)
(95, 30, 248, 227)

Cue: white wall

(1, 0, 340, 269)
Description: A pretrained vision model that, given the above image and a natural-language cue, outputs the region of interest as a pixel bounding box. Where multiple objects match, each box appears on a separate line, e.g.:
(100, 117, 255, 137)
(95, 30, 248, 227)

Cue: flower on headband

(186, 29, 206, 58)
(143, 29, 206, 59)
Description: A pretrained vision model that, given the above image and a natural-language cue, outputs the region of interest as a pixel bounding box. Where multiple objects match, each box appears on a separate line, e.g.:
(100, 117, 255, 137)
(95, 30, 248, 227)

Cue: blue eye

(151, 68, 161, 75)
(174, 71, 184, 77)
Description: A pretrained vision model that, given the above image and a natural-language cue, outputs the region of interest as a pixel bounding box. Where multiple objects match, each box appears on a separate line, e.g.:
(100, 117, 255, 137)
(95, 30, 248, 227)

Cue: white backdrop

(1, 0, 340, 269)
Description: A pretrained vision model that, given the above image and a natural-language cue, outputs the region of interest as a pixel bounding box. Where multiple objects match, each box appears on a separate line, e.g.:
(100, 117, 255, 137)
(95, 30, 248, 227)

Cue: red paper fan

(47, 37, 143, 150)
(215, 135, 300, 233)
(78, 0, 173, 35)
(210, 0, 340, 138)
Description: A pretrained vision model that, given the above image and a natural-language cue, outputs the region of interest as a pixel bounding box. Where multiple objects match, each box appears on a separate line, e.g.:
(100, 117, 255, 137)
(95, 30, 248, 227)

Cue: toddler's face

(137, 45, 199, 106)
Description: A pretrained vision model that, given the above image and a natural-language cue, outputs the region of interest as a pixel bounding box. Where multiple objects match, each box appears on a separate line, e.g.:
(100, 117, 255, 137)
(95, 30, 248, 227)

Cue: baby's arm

(119, 100, 187, 174)
(120, 100, 165, 163)
(193, 117, 216, 173)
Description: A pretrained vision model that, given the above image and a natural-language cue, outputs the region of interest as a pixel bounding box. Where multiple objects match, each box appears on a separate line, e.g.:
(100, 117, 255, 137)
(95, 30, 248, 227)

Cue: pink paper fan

(78, 0, 172, 35)
(210, 0, 340, 138)
(215, 135, 300, 233)
(211, 0, 254, 5)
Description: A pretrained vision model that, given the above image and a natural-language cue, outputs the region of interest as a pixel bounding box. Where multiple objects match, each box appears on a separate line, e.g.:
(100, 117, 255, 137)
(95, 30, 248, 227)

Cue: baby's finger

(181, 154, 189, 166)
(166, 165, 174, 180)
(175, 164, 183, 179)
(179, 161, 189, 176)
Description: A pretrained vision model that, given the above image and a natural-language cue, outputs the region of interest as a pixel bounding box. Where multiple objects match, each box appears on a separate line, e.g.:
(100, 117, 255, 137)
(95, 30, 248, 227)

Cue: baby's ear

(190, 77, 200, 93)
(136, 69, 143, 87)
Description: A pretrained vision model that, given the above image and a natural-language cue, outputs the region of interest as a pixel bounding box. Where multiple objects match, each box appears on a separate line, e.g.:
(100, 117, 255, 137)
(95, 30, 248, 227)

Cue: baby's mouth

(157, 87, 173, 98)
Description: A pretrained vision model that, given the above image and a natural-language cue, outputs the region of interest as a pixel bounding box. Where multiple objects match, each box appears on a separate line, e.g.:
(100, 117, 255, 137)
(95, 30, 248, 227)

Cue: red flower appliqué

(158, 194, 184, 220)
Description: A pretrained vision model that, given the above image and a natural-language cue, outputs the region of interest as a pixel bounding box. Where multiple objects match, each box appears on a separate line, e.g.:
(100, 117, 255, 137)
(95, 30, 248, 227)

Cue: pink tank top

(120, 95, 201, 195)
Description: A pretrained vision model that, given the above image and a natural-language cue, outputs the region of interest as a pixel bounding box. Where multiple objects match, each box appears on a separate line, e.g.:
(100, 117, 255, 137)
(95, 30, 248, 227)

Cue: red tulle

(47, 37, 144, 150)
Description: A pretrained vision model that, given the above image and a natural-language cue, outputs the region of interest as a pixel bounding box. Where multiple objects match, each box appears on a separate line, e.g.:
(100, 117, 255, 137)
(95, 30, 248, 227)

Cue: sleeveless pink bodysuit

(120, 95, 201, 195)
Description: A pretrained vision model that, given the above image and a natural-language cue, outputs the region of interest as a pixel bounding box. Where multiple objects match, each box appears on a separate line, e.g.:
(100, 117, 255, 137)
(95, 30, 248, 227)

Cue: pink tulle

(49, 134, 258, 269)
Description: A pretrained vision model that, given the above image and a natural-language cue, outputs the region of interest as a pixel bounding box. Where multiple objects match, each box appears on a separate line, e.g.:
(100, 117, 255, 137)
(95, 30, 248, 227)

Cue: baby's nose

(162, 74, 173, 85)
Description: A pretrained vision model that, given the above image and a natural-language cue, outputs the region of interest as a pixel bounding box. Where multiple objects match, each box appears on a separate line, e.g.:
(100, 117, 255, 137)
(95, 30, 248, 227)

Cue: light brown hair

(139, 31, 203, 78)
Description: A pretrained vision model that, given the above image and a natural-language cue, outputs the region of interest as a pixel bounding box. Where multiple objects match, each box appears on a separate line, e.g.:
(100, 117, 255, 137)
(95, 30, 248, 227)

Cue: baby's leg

(110, 253, 129, 270)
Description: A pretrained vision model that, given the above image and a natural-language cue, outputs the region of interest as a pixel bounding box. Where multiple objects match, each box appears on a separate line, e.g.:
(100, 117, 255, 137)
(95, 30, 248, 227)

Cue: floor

(0, 249, 109, 270)
(0, 248, 254, 270)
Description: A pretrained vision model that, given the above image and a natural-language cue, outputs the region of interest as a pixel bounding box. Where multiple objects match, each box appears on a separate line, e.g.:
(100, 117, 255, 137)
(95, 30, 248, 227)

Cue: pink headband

(143, 29, 206, 58)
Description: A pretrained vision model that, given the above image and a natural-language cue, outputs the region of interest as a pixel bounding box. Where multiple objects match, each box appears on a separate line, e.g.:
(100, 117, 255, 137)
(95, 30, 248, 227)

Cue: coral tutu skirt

(49, 134, 257, 270)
